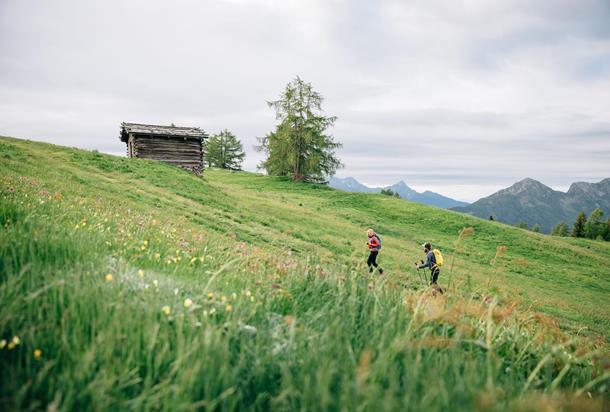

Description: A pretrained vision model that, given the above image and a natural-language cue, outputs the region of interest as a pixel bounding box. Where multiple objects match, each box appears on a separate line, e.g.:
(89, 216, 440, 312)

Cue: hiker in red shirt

(366, 229, 384, 275)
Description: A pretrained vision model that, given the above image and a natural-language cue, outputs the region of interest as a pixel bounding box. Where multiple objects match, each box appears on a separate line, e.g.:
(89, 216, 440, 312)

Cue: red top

(367, 235, 380, 251)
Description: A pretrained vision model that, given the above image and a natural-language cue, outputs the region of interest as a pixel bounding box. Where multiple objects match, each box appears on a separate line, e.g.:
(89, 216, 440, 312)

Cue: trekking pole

(413, 262, 425, 288)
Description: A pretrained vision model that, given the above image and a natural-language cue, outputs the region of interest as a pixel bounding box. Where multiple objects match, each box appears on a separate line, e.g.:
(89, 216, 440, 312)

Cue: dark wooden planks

(131, 135, 204, 175)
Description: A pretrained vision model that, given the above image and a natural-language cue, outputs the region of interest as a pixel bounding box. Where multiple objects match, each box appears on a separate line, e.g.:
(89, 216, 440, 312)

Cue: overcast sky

(1, 0, 609, 202)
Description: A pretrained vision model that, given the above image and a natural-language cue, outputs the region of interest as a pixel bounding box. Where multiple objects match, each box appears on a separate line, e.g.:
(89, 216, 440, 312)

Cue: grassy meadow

(1, 136, 609, 411)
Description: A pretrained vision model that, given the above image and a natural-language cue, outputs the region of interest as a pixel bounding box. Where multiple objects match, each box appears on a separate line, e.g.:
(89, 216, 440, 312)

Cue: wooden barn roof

(120, 122, 207, 142)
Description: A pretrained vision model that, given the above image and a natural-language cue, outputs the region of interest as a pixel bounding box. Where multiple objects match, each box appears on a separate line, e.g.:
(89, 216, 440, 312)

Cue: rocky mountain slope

(452, 177, 610, 232)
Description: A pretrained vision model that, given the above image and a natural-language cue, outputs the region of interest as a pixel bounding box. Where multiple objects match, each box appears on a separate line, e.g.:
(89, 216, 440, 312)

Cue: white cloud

(1, 0, 609, 201)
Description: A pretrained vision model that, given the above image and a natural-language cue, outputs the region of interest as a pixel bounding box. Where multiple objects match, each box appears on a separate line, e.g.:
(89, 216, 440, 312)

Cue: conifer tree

(571, 211, 587, 238)
(380, 188, 400, 198)
(256, 77, 342, 183)
(205, 130, 245, 170)
(602, 218, 610, 241)
(551, 221, 568, 237)
(584, 208, 604, 239)
(531, 224, 540, 233)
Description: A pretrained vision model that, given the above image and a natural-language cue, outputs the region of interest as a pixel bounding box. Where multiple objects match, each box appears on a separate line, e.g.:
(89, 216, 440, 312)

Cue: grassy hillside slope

(1, 136, 609, 411)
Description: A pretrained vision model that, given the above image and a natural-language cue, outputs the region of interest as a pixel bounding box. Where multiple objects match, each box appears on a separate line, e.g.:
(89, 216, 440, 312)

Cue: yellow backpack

(432, 249, 443, 268)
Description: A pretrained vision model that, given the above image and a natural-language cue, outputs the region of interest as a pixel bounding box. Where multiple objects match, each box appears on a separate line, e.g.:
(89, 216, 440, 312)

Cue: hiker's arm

(418, 253, 433, 269)
(419, 253, 434, 269)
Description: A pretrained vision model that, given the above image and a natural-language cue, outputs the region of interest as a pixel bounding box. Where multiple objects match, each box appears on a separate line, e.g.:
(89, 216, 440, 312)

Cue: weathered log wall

(131, 135, 204, 175)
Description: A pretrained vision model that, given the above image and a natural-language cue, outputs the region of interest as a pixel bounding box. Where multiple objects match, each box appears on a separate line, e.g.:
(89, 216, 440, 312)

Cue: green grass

(1, 136, 609, 411)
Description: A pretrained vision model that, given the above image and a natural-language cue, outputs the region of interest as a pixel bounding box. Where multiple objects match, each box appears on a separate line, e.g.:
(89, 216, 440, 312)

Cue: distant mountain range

(452, 178, 610, 233)
(328, 177, 469, 209)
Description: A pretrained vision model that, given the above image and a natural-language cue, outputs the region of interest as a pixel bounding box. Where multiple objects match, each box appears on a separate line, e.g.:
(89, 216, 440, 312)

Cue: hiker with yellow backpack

(416, 242, 443, 285)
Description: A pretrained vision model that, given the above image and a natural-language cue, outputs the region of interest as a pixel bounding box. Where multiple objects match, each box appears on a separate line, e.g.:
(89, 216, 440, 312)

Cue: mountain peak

(453, 177, 610, 233)
(391, 180, 412, 190)
(328, 176, 467, 208)
(567, 181, 591, 193)
(503, 178, 552, 195)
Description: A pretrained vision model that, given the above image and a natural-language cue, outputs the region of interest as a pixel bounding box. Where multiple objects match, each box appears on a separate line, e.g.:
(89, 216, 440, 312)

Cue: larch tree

(256, 76, 343, 183)
(602, 218, 610, 241)
(205, 130, 245, 170)
(551, 221, 568, 237)
(571, 211, 587, 238)
(584, 208, 604, 239)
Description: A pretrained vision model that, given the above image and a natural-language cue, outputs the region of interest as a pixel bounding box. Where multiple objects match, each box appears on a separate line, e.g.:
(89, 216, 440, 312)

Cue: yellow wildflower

(140, 245, 146, 251)
(105, 274, 113, 282)
(0, 339, 6, 349)
(245, 290, 252, 297)
(184, 298, 193, 308)
(207, 292, 214, 299)
(144, 240, 149, 246)
(225, 304, 233, 312)
(221, 296, 227, 303)
(8, 342, 15, 350)
(12, 336, 20, 345)
(199, 256, 205, 263)
(138, 270, 145, 278)
(190, 257, 197, 264)
(34, 349, 42, 360)
(154, 253, 161, 260)
(162, 306, 171, 315)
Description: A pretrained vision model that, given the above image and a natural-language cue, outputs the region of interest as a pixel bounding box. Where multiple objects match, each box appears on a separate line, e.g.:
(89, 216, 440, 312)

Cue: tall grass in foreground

(1, 175, 609, 411)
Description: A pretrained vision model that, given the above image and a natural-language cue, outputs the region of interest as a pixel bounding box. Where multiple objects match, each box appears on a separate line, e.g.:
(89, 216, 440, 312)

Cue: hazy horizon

(1, 0, 609, 202)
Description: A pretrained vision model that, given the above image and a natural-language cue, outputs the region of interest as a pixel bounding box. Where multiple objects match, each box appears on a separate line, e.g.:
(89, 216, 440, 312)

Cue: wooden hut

(119, 122, 208, 175)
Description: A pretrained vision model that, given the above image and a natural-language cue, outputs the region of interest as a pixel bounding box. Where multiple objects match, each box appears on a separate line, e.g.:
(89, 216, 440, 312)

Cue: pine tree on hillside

(602, 218, 610, 241)
(488, 215, 495, 221)
(531, 224, 540, 233)
(571, 211, 587, 238)
(584, 208, 604, 239)
(256, 76, 343, 183)
(205, 130, 245, 170)
(380, 188, 400, 198)
(551, 221, 568, 237)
